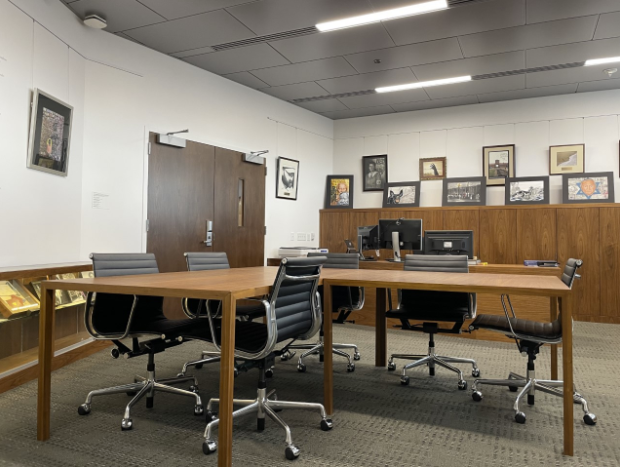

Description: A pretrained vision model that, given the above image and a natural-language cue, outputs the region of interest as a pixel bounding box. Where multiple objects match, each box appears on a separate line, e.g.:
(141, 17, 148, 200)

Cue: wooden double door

(146, 132, 265, 318)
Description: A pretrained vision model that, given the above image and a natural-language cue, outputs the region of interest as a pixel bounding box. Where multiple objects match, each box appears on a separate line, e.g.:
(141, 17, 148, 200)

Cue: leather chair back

(307, 252, 363, 310)
(185, 252, 230, 271)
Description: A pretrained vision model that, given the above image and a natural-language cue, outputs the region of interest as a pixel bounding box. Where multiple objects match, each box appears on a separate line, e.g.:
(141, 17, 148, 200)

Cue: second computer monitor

(424, 230, 474, 259)
(378, 218, 423, 252)
(357, 225, 379, 251)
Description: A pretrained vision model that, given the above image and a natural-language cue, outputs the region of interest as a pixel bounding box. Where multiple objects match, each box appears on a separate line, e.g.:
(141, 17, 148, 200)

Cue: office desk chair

(470, 258, 597, 425)
(201, 257, 333, 460)
(280, 252, 363, 372)
(78, 253, 212, 430)
(386, 255, 479, 390)
(178, 252, 264, 377)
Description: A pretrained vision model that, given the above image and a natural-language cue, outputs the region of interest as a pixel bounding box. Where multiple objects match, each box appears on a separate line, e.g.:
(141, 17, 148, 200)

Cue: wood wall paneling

(442, 209, 480, 257)
(0, 320, 22, 359)
(516, 208, 557, 262)
(320, 211, 351, 253)
(600, 208, 620, 318)
(479, 209, 517, 264)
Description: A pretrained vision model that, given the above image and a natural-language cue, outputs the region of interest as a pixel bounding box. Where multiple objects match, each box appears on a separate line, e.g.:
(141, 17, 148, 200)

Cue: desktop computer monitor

(357, 225, 379, 260)
(424, 230, 474, 259)
(378, 218, 423, 261)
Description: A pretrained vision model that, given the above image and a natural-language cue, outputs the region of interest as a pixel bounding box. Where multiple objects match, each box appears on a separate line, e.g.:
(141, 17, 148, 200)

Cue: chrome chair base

(202, 387, 333, 460)
(281, 335, 360, 372)
(472, 371, 597, 425)
(178, 351, 222, 376)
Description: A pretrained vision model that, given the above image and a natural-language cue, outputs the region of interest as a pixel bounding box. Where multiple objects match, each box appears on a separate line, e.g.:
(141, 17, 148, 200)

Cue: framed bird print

(276, 157, 300, 200)
(419, 157, 446, 181)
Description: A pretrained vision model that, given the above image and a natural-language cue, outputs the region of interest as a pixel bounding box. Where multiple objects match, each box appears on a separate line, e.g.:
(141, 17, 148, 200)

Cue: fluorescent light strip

(584, 56, 620, 66)
(316, 0, 448, 32)
(376, 75, 471, 93)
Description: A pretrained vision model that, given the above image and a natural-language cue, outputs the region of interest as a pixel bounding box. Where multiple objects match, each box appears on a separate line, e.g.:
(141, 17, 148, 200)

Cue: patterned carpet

(0, 322, 618, 467)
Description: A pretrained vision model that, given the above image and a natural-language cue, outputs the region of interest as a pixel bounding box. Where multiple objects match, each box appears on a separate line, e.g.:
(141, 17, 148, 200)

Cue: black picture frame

(562, 171, 615, 204)
(325, 175, 354, 209)
(382, 181, 421, 208)
(442, 177, 487, 207)
(275, 157, 300, 200)
(362, 154, 387, 191)
(505, 176, 550, 205)
(483, 144, 514, 186)
(27, 89, 73, 176)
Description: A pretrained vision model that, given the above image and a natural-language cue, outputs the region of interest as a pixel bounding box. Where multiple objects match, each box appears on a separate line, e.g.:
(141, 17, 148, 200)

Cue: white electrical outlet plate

(297, 232, 306, 241)
(306, 233, 311, 241)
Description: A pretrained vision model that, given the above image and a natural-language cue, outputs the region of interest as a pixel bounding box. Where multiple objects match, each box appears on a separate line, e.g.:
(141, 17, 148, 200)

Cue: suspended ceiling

(61, 0, 620, 119)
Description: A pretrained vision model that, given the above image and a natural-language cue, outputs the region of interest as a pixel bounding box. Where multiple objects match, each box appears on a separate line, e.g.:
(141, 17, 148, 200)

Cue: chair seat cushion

(386, 306, 470, 322)
(236, 303, 265, 319)
(471, 314, 562, 340)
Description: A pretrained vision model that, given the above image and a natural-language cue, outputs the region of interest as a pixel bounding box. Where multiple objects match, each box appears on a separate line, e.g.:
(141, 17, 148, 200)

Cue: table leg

(323, 283, 334, 416)
(375, 288, 387, 367)
(560, 294, 574, 456)
(550, 297, 559, 381)
(37, 287, 56, 441)
(218, 294, 236, 467)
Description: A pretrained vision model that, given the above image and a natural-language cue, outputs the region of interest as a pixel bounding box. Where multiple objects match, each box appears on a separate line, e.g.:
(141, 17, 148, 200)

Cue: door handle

(203, 220, 213, 246)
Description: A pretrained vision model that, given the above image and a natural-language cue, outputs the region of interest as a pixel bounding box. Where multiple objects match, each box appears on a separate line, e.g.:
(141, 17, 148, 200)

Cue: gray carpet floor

(0, 322, 618, 466)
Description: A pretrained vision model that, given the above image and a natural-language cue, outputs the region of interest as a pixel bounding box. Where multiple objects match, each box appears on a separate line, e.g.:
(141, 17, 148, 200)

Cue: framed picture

(419, 157, 446, 181)
(505, 176, 549, 205)
(325, 175, 354, 209)
(276, 157, 300, 200)
(382, 181, 421, 208)
(27, 89, 73, 176)
(562, 172, 615, 204)
(442, 177, 486, 206)
(549, 144, 585, 175)
(483, 144, 514, 186)
(362, 155, 387, 191)
(0, 280, 39, 318)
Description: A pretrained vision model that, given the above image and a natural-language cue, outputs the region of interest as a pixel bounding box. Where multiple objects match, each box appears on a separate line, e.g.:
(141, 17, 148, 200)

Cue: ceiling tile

(251, 57, 357, 87)
(459, 15, 598, 58)
(123, 10, 255, 54)
(526, 37, 620, 67)
(270, 23, 395, 63)
(338, 88, 429, 109)
(411, 52, 525, 81)
(137, 0, 258, 20)
(477, 83, 577, 103)
(295, 99, 349, 113)
(425, 75, 525, 99)
(391, 95, 479, 112)
(526, 65, 620, 88)
(321, 105, 396, 120)
(384, 0, 525, 47)
(67, 0, 165, 33)
(317, 67, 416, 94)
(223, 71, 270, 89)
(261, 82, 329, 101)
(171, 47, 215, 58)
(594, 11, 620, 40)
(344, 38, 463, 74)
(526, 0, 620, 24)
(577, 78, 620, 93)
(184, 44, 289, 75)
(227, 0, 374, 36)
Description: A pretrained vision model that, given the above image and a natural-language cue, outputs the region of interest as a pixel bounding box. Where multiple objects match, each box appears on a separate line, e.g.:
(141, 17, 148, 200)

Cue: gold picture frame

(550, 144, 585, 175)
(419, 157, 446, 181)
(0, 280, 40, 318)
(483, 144, 514, 186)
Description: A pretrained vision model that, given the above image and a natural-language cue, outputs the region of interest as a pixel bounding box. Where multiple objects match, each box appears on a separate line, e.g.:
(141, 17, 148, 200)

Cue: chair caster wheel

(584, 413, 597, 426)
(472, 369, 480, 378)
(281, 350, 295, 361)
(194, 405, 204, 416)
(285, 445, 300, 460)
(472, 391, 483, 402)
(77, 404, 91, 415)
(203, 440, 217, 455)
(387, 362, 396, 371)
(458, 380, 468, 391)
(189, 385, 199, 393)
(400, 376, 410, 386)
(205, 410, 217, 422)
(110, 348, 120, 359)
(121, 418, 133, 430)
(265, 368, 274, 378)
(195, 363, 204, 370)
(508, 386, 518, 392)
(515, 412, 526, 424)
(353, 352, 361, 361)
(297, 363, 306, 373)
(320, 419, 333, 431)
(347, 363, 355, 372)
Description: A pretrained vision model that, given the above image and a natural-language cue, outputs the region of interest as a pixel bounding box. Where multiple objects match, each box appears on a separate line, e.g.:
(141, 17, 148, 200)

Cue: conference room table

(37, 265, 576, 466)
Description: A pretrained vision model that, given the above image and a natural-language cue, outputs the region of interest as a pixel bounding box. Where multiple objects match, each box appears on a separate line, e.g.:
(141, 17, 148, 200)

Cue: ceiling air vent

(473, 62, 585, 80)
(292, 90, 376, 103)
(212, 26, 319, 51)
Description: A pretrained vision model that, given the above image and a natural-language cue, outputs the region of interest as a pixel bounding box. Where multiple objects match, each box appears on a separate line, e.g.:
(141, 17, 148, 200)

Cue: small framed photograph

(550, 144, 585, 175)
(419, 157, 446, 181)
(382, 181, 420, 207)
(362, 155, 387, 191)
(276, 157, 300, 200)
(483, 144, 514, 186)
(442, 177, 486, 206)
(505, 176, 549, 205)
(27, 89, 73, 176)
(0, 280, 39, 318)
(325, 175, 354, 209)
(563, 172, 614, 204)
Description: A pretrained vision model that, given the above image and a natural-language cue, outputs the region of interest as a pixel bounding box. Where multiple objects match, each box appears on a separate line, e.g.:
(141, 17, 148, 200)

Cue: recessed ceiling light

(584, 56, 620, 66)
(316, 0, 448, 32)
(376, 75, 471, 93)
(83, 14, 107, 29)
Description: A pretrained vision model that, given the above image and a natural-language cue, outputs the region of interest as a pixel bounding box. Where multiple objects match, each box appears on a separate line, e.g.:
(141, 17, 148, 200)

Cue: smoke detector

(83, 14, 107, 29)
(603, 67, 618, 77)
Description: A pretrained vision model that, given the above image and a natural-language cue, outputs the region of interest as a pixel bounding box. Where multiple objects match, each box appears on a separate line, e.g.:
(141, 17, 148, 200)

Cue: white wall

(0, 0, 334, 267)
(334, 91, 620, 208)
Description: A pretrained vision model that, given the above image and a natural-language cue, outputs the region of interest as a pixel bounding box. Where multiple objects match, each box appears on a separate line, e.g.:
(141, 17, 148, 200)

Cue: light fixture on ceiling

(584, 56, 620, 67)
(83, 14, 107, 29)
(376, 75, 471, 93)
(316, 0, 448, 32)
(604, 68, 618, 77)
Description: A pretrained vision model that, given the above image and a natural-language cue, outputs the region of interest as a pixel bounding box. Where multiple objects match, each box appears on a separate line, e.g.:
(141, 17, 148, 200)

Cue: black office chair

(280, 252, 363, 372)
(77, 253, 213, 430)
(178, 252, 264, 376)
(386, 255, 479, 390)
(470, 258, 597, 425)
(201, 257, 333, 460)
